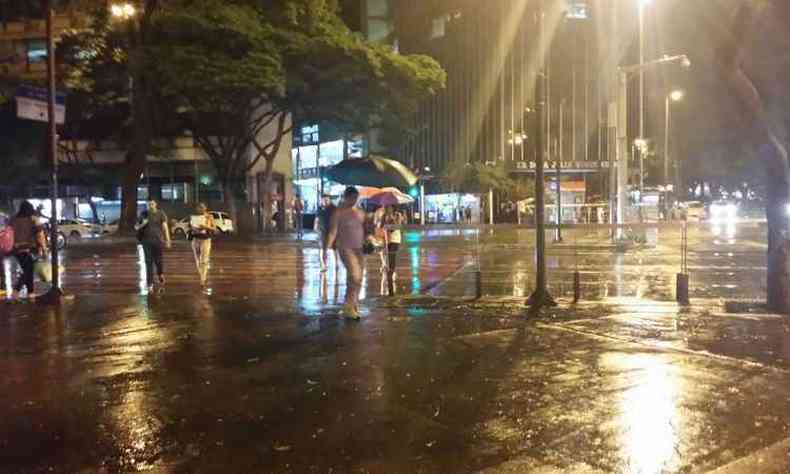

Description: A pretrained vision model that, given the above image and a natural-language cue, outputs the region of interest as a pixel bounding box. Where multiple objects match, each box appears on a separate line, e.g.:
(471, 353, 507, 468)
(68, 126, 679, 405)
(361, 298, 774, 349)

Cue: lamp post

(637, 0, 650, 223)
(41, 0, 62, 304)
(528, 0, 555, 311)
(615, 54, 690, 238)
(664, 89, 684, 218)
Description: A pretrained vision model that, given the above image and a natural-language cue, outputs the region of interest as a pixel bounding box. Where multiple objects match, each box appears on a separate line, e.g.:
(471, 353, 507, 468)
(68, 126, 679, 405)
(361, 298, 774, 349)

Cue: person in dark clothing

(315, 195, 336, 272)
(10, 201, 47, 298)
(135, 200, 171, 292)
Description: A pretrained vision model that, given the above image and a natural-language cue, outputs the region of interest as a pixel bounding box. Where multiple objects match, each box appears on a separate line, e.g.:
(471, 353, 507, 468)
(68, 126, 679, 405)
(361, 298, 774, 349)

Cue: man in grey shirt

(135, 200, 172, 292)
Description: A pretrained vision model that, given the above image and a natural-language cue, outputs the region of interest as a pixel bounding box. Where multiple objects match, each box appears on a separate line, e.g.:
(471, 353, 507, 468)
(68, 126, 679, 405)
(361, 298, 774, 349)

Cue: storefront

(424, 193, 481, 224)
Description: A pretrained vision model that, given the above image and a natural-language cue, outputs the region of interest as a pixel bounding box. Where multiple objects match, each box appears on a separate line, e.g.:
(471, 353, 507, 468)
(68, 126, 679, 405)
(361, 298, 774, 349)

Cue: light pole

(528, 0, 555, 311)
(664, 89, 684, 218)
(41, 0, 61, 304)
(637, 0, 650, 223)
(615, 54, 690, 237)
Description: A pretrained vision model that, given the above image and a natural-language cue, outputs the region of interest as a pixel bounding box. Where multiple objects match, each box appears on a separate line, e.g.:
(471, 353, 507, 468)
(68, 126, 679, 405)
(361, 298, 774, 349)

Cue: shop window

(162, 184, 185, 202)
(26, 39, 47, 65)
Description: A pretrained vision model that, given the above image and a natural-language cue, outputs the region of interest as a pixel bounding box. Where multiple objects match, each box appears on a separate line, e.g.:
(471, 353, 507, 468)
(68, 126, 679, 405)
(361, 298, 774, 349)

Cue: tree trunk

(220, 180, 240, 233)
(260, 158, 276, 233)
(119, 150, 146, 233)
(765, 142, 790, 312)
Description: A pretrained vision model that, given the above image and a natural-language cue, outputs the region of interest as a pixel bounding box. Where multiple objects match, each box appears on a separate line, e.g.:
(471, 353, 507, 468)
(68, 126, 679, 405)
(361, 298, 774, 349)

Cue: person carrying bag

(189, 203, 216, 287)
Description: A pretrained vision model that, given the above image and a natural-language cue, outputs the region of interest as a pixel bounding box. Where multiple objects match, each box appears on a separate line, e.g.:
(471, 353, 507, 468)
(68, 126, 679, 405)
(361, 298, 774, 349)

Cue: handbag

(34, 258, 53, 283)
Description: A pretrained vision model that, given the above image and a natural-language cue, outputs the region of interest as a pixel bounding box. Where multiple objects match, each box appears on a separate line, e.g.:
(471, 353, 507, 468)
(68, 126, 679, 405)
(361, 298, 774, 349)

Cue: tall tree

(62, 1, 169, 233)
(718, 2, 790, 312)
(147, 0, 445, 230)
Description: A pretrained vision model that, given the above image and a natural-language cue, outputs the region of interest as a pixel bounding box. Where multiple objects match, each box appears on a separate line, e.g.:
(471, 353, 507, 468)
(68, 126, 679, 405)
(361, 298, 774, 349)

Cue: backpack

(0, 225, 14, 255)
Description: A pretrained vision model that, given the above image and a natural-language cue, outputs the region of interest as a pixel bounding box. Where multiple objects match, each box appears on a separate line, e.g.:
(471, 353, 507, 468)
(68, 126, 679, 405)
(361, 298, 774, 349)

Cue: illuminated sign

(510, 161, 610, 173)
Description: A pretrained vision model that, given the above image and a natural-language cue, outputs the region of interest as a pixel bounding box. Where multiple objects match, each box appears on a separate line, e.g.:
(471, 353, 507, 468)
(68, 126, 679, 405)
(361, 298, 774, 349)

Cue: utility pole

(42, 0, 62, 303)
(638, 0, 647, 222)
(528, 1, 555, 311)
(556, 99, 564, 243)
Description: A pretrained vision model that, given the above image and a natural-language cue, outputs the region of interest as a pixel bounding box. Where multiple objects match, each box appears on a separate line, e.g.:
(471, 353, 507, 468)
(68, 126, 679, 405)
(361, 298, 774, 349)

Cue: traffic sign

(15, 85, 66, 124)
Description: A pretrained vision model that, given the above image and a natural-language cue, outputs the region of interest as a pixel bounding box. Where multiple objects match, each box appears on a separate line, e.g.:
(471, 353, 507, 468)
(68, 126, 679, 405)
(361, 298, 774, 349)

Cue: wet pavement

(2, 223, 790, 473)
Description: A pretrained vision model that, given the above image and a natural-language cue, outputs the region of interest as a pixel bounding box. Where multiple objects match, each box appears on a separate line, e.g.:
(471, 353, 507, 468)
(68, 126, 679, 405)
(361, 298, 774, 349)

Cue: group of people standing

(316, 187, 406, 319)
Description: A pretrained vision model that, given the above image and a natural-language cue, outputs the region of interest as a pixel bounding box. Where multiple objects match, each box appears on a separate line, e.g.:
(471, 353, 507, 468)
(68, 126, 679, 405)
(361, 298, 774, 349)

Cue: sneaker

(342, 304, 361, 320)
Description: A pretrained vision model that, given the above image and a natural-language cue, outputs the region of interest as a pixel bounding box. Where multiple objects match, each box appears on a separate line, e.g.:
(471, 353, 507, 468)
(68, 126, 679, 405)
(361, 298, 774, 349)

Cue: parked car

(172, 212, 234, 239)
(56, 218, 96, 248)
(98, 219, 120, 235)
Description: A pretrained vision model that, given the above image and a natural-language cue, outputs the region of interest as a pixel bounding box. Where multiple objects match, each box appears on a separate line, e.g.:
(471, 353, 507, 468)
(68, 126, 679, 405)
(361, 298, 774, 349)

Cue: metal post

(638, 0, 646, 223)
(556, 100, 563, 242)
(419, 183, 425, 226)
(639, 0, 646, 150)
(43, 0, 62, 302)
(528, 1, 555, 310)
(664, 95, 671, 219)
(616, 71, 629, 239)
(488, 188, 494, 225)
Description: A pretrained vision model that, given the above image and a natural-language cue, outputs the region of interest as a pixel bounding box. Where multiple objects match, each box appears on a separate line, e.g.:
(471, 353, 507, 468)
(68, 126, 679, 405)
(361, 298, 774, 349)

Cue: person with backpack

(9, 201, 47, 298)
(134, 200, 171, 293)
(188, 203, 216, 287)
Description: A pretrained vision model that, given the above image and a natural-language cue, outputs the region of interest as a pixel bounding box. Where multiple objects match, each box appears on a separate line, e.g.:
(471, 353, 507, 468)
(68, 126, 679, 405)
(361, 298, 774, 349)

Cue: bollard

(676, 273, 689, 305)
(475, 270, 482, 300)
(573, 271, 581, 303)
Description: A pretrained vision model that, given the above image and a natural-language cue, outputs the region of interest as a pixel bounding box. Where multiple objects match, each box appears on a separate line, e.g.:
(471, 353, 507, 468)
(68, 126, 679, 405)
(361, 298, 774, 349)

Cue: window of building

(162, 184, 186, 202)
(430, 17, 446, 39)
(299, 125, 319, 145)
(26, 39, 47, 65)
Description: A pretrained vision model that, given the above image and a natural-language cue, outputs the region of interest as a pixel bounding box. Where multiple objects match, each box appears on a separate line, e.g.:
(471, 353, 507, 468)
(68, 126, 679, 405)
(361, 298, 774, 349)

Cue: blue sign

(15, 85, 66, 124)
(16, 85, 66, 105)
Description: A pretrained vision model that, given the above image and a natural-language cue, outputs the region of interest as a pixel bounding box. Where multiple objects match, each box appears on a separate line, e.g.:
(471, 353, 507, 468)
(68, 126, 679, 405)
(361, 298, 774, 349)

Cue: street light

(664, 89, 684, 218)
(614, 54, 690, 237)
(111, 3, 137, 19)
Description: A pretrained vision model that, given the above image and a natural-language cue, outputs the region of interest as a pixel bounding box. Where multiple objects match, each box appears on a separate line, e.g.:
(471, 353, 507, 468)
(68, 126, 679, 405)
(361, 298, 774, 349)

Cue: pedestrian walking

(189, 203, 216, 287)
(135, 200, 171, 292)
(326, 186, 366, 319)
(465, 206, 472, 224)
(384, 208, 404, 295)
(9, 201, 47, 298)
(315, 195, 336, 272)
(293, 196, 305, 239)
(371, 206, 388, 275)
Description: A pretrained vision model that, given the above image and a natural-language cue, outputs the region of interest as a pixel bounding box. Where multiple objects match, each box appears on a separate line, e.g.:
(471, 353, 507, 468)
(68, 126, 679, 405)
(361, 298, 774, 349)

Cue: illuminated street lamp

(664, 89, 685, 217)
(111, 3, 137, 20)
(507, 130, 528, 146)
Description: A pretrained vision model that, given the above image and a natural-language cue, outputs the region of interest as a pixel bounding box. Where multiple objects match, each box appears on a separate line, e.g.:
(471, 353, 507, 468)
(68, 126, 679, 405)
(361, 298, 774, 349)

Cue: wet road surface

(2, 223, 789, 473)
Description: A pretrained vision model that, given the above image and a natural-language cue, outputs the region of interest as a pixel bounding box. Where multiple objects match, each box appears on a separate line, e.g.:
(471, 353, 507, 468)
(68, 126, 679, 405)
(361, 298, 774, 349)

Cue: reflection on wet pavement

(1, 224, 788, 473)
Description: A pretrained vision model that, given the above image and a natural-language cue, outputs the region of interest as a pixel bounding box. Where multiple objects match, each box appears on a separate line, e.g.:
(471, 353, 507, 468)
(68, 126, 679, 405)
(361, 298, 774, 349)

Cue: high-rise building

(395, 0, 613, 200)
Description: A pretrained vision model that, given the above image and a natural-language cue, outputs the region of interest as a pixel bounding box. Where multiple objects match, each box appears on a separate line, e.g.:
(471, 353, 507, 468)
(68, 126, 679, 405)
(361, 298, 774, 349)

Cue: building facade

(0, 3, 294, 229)
(395, 0, 617, 205)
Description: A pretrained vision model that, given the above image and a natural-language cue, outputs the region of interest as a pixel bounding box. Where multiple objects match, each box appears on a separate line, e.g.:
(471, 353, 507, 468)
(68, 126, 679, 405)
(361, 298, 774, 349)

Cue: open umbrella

(367, 188, 414, 207)
(324, 156, 418, 188)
